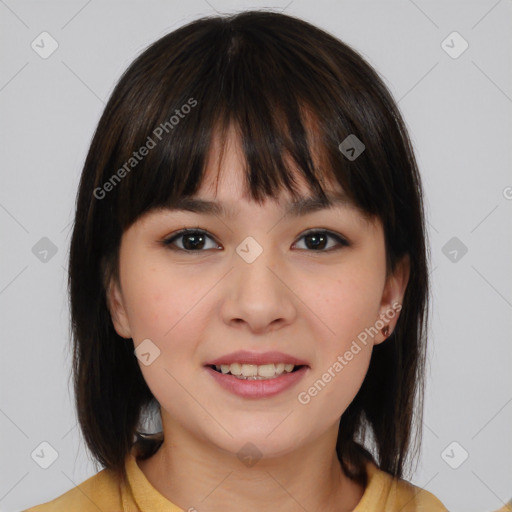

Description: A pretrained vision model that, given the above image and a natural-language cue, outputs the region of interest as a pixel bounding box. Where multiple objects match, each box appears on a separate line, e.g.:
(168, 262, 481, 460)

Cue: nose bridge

(222, 234, 296, 331)
(235, 234, 279, 293)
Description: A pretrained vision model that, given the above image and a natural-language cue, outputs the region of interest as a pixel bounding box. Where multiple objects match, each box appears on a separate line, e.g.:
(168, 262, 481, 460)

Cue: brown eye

(162, 229, 220, 252)
(294, 230, 349, 252)
(162, 228, 349, 254)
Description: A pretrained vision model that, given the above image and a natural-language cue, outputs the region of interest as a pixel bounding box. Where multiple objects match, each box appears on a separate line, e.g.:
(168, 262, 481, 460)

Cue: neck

(136, 422, 364, 512)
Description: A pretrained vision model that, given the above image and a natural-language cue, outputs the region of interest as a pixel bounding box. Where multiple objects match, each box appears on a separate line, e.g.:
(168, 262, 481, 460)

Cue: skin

(107, 125, 410, 512)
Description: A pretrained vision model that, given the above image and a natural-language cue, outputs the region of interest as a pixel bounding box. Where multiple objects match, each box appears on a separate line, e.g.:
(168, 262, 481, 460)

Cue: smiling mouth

(207, 363, 306, 380)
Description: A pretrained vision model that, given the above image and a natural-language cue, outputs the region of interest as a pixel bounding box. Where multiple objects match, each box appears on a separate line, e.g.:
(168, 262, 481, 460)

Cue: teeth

(230, 363, 242, 375)
(214, 363, 298, 379)
(258, 364, 276, 377)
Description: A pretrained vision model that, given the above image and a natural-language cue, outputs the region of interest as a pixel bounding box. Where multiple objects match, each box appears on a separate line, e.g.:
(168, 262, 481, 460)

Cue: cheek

(315, 349, 372, 424)
(121, 271, 169, 338)
(295, 263, 384, 418)
(120, 261, 216, 388)
(121, 264, 207, 407)
(120, 261, 200, 341)
(307, 265, 385, 345)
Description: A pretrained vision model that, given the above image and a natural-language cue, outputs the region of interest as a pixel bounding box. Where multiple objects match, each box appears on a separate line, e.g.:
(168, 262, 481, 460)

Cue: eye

(162, 229, 220, 252)
(293, 230, 349, 252)
(162, 228, 349, 253)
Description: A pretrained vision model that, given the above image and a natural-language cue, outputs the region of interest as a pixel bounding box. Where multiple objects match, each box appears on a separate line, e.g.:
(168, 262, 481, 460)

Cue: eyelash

(161, 228, 350, 253)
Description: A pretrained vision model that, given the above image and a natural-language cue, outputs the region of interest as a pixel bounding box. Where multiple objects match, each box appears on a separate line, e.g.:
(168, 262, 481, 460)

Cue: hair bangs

(102, 18, 379, 238)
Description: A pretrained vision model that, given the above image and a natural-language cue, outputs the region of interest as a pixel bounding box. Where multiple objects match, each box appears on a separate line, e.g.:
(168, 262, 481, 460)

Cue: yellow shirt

(495, 503, 512, 512)
(23, 446, 448, 512)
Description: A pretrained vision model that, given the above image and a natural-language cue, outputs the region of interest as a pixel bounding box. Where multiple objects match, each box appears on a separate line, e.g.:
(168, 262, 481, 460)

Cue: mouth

(204, 362, 309, 399)
(203, 350, 310, 398)
(206, 363, 307, 380)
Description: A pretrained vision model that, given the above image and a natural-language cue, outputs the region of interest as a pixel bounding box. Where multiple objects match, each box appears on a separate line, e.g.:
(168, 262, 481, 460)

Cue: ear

(374, 254, 410, 345)
(106, 277, 132, 339)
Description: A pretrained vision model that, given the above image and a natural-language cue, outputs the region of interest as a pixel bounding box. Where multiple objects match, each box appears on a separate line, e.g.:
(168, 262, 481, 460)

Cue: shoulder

(22, 467, 123, 512)
(356, 461, 448, 512)
(492, 502, 512, 512)
(385, 477, 448, 512)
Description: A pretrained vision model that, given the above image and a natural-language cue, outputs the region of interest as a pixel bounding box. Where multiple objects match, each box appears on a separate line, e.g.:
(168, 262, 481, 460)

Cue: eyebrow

(163, 192, 354, 219)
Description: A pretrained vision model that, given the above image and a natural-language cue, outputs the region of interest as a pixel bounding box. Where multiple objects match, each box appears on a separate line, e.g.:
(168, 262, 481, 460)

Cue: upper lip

(205, 350, 309, 367)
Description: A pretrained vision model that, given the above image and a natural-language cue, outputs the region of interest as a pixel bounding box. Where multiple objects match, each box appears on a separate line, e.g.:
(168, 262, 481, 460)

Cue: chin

(210, 426, 309, 461)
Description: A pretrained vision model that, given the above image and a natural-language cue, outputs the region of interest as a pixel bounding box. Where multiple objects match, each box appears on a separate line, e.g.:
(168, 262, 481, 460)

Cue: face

(107, 126, 409, 459)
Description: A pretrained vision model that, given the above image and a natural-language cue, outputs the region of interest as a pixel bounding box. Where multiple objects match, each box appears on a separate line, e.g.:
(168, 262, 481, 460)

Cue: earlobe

(375, 254, 410, 345)
(106, 278, 132, 339)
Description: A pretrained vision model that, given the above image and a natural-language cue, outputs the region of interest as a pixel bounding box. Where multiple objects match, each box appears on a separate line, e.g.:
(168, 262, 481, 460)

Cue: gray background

(1, 1, 511, 511)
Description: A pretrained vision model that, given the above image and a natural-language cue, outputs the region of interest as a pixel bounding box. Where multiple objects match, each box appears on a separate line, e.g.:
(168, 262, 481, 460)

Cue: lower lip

(205, 366, 309, 399)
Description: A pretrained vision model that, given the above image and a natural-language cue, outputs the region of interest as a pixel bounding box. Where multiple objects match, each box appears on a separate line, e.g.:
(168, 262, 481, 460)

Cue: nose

(220, 242, 297, 334)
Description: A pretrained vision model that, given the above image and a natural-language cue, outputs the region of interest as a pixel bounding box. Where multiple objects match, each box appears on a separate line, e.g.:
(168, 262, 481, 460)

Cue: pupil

(306, 233, 326, 250)
(184, 234, 204, 250)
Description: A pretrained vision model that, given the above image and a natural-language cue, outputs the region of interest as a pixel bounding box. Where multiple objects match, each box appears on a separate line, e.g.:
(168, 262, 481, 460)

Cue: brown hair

(68, 10, 429, 487)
